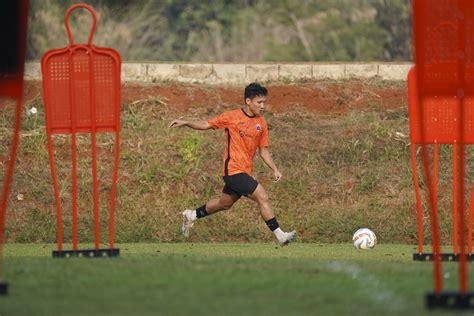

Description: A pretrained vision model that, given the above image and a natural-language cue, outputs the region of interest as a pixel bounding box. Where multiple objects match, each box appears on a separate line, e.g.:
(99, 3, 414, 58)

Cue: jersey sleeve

(259, 120, 269, 147)
(207, 111, 232, 129)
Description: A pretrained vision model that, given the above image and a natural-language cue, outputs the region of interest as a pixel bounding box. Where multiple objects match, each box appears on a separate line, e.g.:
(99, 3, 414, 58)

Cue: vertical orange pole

(89, 52, 100, 250)
(46, 133, 63, 251)
(0, 1, 29, 285)
(411, 144, 424, 254)
(457, 0, 468, 294)
(0, 97, 23, 271)
(421, 143, 442, 293)
(71, 133, 78, 250)
(91, 132, 99, 250)
(468, 183, 474, 254)
(69, 52, 78, 251)
(109, 60, 121, 250)
(433, 143, 442, 292)
(453, 144, 459, 254)
(42, 54, 63, 251)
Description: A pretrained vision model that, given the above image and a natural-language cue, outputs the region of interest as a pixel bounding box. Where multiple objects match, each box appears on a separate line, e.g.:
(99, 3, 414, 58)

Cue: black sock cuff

(196, 205, 208, 218)
(265, 217, 280, 232)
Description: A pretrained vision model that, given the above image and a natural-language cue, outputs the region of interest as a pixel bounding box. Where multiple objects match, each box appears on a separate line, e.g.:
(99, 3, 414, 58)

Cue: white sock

(190, 210, 197, 221)
(273, 227, 285, 240)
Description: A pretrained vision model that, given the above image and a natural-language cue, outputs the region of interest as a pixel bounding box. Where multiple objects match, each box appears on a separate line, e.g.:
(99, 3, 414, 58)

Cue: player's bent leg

(181, 193, 239, 238)
(248, 184, 297, 246)
(248, 184, 274, 221)
(206, 192, 239, 214)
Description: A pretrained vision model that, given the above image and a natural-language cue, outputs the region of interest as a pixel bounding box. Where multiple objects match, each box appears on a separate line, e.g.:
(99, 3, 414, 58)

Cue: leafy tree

(263, 0, 386, 61)
(26, 0, 411, 62)
(373, 0, 412, 61)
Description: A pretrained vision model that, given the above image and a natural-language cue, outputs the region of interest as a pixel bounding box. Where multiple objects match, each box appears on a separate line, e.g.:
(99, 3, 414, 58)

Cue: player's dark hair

(244, 82, 267, 101)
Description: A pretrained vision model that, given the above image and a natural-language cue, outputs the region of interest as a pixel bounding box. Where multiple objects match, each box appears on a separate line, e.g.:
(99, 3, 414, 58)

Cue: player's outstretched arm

(169, 119, 212, 130)
(258, 147, 282, 182)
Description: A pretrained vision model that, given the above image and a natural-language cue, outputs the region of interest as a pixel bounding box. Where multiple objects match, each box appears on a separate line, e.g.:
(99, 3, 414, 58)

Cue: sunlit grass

(0, 243, 467, 316)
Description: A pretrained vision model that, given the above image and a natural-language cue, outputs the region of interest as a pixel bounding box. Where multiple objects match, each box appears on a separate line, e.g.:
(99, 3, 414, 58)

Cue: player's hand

(273, 169, 282, 182)
(169, 119, 186, 128)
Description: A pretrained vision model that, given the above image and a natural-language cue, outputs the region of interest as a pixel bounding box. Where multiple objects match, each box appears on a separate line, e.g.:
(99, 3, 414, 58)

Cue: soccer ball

(352, 228, 377, 250)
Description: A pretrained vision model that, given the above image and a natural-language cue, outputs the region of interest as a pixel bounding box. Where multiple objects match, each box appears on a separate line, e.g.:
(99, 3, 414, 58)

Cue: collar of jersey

(241, 108, 256, 118)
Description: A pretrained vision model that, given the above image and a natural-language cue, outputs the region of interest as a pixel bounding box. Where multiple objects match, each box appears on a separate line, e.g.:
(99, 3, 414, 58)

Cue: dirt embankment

(6, 79, 413, 244)
(23, 80, 407, 114)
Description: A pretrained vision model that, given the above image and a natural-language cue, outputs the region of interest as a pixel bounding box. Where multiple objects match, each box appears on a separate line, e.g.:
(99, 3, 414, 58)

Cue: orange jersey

(208, 109, 269, 176)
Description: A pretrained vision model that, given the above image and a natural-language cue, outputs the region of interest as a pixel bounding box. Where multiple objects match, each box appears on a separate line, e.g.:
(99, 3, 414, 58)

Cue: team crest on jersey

(256, 124, 262, 132)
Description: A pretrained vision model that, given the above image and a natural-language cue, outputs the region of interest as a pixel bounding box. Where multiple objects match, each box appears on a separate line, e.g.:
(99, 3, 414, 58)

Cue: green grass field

(0, 243, 471, 315)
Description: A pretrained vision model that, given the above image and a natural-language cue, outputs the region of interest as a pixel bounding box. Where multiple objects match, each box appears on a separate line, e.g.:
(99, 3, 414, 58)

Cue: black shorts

(222, 173, 259, 198)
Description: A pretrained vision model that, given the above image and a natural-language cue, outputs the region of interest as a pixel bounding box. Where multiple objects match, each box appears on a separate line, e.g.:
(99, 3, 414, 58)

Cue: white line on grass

(327, 261, 404, 313)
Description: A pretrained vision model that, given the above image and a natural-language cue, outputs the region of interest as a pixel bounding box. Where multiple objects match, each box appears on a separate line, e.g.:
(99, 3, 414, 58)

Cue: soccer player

(169, 83, 296, 245)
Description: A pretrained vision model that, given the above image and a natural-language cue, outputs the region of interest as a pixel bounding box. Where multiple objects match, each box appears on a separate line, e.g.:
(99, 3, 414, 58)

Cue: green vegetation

(27, 0, 411, 62)
(0, 243, 469, 315)
(1, 79, 457, 245)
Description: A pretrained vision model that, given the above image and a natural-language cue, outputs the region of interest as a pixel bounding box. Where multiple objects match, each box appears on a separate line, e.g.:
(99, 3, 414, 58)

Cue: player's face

(246, 95, 266, 116)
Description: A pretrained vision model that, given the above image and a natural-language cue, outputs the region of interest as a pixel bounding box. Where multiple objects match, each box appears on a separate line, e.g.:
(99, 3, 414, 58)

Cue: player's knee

(257, 192, 269, 205)
(220, 200, 234, 210)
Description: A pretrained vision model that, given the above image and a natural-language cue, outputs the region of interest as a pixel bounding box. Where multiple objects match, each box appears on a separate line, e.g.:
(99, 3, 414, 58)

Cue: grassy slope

(1, 80, 462, 244)
(1, 243, 469, 316)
